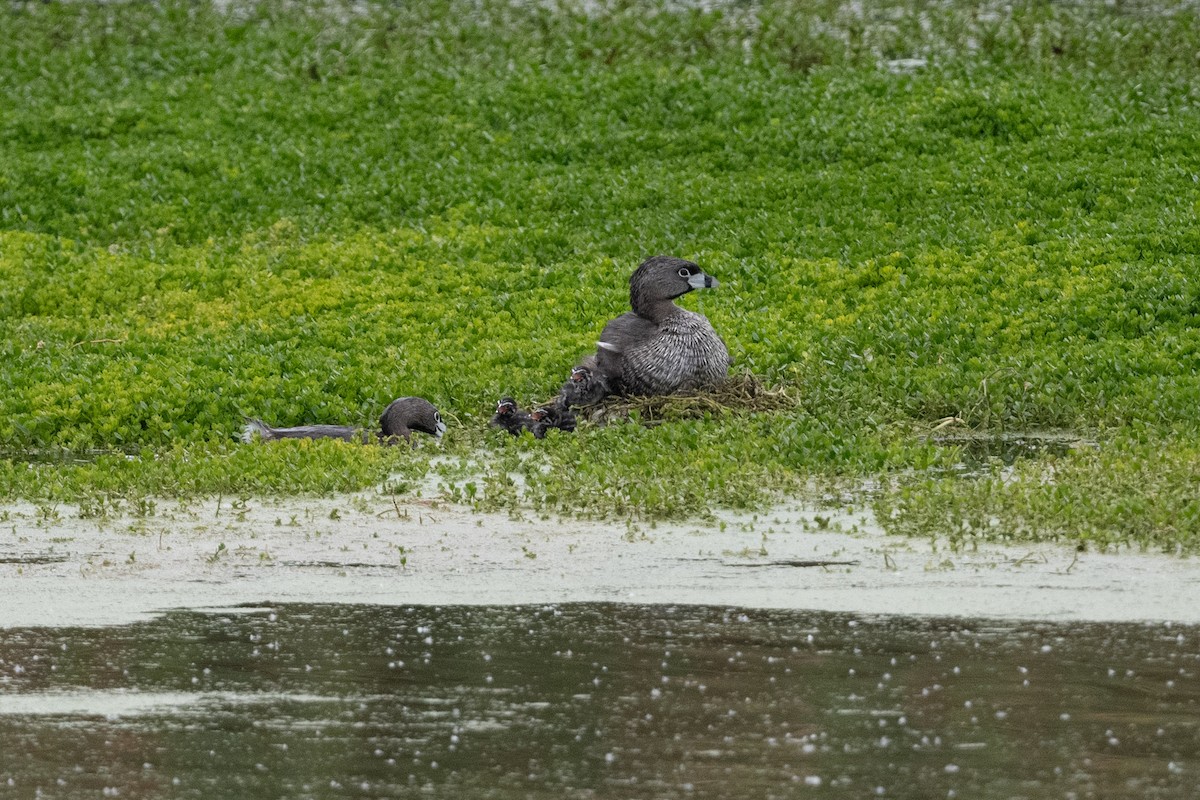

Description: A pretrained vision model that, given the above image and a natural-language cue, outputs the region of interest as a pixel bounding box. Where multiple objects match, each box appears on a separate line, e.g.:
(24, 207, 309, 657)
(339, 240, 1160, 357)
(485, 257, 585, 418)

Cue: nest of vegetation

(574, 372, 797, 426)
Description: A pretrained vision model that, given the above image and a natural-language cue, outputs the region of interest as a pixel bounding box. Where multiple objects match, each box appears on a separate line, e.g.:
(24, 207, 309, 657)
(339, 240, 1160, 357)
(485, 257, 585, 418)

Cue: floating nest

(568, 372, 798, 426)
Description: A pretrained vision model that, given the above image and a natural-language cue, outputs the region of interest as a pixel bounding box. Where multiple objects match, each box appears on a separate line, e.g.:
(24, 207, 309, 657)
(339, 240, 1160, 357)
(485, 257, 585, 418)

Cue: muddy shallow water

(1, 496, 1199, 797)
(2, 495, 1199, 628)
(2, 603, 1198, 799)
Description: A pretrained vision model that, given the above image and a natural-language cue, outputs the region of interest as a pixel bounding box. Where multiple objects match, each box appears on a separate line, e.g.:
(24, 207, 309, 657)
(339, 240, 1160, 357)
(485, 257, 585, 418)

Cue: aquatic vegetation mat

(3, 0, 1200, 548)
(878, 432, 1200, 553)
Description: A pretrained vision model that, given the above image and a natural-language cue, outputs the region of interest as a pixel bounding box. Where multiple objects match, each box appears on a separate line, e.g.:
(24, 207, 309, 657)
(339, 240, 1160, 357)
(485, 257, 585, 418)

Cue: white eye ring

(678, 267, 691, 277)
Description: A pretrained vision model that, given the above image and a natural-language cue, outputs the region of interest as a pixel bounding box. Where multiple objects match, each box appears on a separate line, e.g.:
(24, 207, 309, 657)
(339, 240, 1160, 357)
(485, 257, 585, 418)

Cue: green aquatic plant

(876, 430, 1200, 553)
(1, 0, 1200, 548)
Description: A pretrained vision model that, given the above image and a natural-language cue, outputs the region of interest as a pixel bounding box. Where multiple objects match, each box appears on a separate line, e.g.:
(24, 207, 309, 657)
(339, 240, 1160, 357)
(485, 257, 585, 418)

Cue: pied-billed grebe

(380, 396, 446, 443)
(593, 256, 730, 396)
(530, 400, 577, 439)
(489, 397, 532, 436)
(242, 396, 445, 445)
(559, 356, 611, 408)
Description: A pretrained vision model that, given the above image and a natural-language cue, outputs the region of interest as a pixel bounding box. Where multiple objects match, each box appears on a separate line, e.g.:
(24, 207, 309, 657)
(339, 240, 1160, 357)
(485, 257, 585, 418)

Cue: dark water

(933, 432, 1094, 475)
(0, 604, 1197, 799)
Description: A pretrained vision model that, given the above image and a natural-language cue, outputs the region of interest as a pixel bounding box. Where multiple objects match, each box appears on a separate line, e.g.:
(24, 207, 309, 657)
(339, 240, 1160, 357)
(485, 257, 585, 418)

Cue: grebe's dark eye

(677, 267, 691, 278)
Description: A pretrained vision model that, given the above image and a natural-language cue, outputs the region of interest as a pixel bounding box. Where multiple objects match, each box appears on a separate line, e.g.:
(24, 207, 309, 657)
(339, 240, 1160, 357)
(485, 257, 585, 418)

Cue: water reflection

(0, 605, 1196, 798)
(932, 431, 1095, 475)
